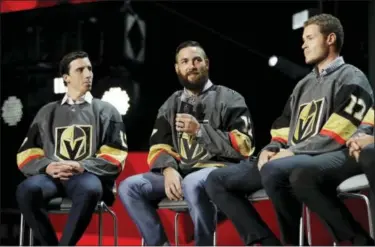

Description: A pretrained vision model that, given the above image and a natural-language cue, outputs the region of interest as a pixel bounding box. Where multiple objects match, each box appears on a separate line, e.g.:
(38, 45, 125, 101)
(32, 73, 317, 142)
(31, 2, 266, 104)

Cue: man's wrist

(162, 167, 170, 175)
(162, 167, 176, 175)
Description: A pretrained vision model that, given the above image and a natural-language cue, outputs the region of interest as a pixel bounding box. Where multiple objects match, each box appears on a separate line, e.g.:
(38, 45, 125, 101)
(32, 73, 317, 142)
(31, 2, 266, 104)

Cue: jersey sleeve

(263, 96, 292, 152)
(197, 90, 254, 160)
(289, 74, 373, 154)
(16, 108, 55, 176)
(147, 101, 181, 172)
(351, 106, 374, 137)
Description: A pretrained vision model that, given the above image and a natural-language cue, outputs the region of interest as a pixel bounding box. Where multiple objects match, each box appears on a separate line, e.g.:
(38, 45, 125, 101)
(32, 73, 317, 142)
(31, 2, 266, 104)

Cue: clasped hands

(347, 133, 374, 162)
(175, 113, 200, 136)
(257, 148, 294, 170)
(46, 161, 85, 181)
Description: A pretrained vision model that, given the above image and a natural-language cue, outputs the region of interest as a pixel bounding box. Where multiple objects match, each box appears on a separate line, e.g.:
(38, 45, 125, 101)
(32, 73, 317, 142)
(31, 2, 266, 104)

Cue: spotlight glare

(101, 87, 130, 115)
(268, 56, 278, 67)
(2, 96, 23, 126)
(54, 77, 67, 94)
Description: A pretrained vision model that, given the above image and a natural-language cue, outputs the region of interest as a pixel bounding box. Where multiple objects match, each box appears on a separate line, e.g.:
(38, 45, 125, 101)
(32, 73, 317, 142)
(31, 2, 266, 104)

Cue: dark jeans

(359, 144, 375, 201)
(291, 145, 375, 243)
(16, 172, 104, 246)
(205, 160, 277, 245)
(260, 149, 348, 245)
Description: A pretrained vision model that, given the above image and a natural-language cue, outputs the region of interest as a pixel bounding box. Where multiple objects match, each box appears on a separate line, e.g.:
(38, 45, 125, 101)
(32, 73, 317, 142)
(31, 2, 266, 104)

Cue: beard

(177, 70, 209, 91)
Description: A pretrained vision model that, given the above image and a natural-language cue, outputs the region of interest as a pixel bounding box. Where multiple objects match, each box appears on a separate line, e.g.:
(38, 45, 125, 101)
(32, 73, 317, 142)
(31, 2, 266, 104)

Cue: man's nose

(83, 69, 92, 78)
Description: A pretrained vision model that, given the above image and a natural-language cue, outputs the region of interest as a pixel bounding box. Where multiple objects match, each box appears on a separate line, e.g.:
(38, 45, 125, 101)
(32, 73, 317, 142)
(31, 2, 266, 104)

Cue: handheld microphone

(177, 94, 196, 139)
(178, 94, 195, 115)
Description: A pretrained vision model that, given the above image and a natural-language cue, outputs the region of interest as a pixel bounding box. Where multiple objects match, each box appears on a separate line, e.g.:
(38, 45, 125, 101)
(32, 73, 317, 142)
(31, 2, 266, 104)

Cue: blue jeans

(118, 167, 217, 246)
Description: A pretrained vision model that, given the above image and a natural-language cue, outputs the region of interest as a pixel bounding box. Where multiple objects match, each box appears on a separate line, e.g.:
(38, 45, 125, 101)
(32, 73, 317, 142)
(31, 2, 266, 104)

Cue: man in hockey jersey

(290, 106, 375, 245)
(118, 41, 254, 246)
(205, 13, 373, 246)
(16, 51, 128, 246)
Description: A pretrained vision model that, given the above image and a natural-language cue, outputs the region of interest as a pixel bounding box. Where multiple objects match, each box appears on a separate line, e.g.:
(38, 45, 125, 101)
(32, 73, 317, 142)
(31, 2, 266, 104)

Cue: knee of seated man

(260, 159, 285, 187)
(16, 176, 45, 202)
(289, 167, 319, 192)
(118, 174, 146, 198)
(77, 175, 103, 200)
(182, 173, 208, 200)
(204, 169, 222, 195)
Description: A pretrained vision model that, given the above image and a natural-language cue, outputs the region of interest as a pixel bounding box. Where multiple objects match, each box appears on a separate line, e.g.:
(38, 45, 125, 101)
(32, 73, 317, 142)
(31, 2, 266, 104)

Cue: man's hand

(257, 150, 277, 170)
(347, 134, 374, 162)
(346, 133, 364, 157)
(59, 161, 85, 174)
(269, 148, 294, 161)
(175, 113, 200, 136)
(353, 134, 375, 150)
(46, 162, 73, 181)
(346, 132, 365, 147)
(163, 167, 183, 201)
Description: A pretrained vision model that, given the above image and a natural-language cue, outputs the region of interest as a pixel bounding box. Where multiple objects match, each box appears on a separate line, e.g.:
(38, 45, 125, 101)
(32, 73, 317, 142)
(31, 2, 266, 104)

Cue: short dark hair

(304, 13, 344, 53)
(175, 40, 207, 62)
(59, 51, 89, 76)
(59, 51, 89, 86)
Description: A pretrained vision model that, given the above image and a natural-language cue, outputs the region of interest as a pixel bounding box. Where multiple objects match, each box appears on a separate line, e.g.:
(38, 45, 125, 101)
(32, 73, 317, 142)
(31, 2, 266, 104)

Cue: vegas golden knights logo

(292, 98, 324, 145)
(179, 133, 208, 164)
(55, 125, 92, 161)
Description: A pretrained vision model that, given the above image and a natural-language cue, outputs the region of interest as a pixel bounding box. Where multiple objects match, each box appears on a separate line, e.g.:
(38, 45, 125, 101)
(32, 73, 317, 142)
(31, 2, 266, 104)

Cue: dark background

(0, 0, 372, 210)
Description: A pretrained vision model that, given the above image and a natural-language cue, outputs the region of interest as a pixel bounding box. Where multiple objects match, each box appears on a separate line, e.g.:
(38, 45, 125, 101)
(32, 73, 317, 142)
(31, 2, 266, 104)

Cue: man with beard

(205, 13, 373, 246)
(118, 40, 254, 246)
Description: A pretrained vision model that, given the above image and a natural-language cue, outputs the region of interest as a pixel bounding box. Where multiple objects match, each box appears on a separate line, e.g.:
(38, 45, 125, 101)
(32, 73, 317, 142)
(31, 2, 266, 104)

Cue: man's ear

(326, 32, 337, 47)
(205, 58, 209, 70)
(175, 63, 179, 74)
(63, 74, 69, 84)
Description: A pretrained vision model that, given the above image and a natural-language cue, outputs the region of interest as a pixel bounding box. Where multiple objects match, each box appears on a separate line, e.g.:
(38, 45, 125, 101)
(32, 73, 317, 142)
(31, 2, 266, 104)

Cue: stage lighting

(268, 56, 310, 80)
(2, 96, 23, 126)
(292, 9, 320, 30)
(54, 77, 67, 94)
(268, 56, 278, 67)
(101, 87, 130, 115)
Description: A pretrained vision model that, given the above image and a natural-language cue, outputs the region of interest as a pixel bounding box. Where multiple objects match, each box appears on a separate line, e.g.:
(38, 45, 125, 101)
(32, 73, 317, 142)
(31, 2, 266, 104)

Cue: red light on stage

(69, 0, 102, 3)
(0, 0, 37, 13)
(0, 0, 102, 13)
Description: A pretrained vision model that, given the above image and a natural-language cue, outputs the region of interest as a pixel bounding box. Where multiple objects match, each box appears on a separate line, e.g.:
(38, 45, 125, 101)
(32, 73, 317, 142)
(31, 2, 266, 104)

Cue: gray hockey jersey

(148, 84, 254, 174)
(265, 58, 373, 155)
(17, 95, 128, 182)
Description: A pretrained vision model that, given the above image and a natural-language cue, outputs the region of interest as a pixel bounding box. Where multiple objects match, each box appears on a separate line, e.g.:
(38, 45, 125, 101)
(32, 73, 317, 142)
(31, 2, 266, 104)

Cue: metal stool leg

(102, 203, 118, 246)
(98, 203, 103, 246)
(299, 205, 305, 246)
(174, 212, 180, 246)
(213, 204, 218, 246)
(363, 195, 374, 238)
(19, 214, 25, 246)
(29, 229, 33, 246)
(339, 193, 374, 238)
(306, 207, 312, 246)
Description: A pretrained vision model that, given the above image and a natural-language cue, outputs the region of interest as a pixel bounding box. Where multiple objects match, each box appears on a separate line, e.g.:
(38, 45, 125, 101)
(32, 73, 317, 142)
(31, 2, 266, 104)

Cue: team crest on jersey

(292, 98, 324, 144)
(179, 133, 208, 164)
(55, 125, 92, 161)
